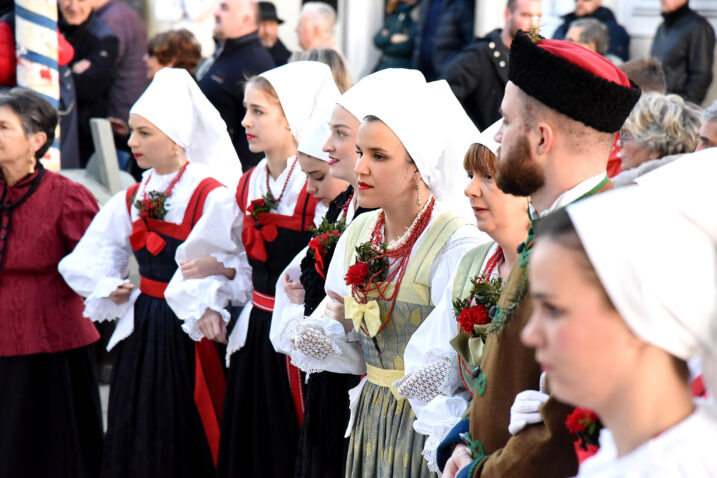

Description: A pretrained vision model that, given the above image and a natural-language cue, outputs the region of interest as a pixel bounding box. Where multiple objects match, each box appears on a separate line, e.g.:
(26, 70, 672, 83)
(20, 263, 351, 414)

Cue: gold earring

(415, 179, 421, 207)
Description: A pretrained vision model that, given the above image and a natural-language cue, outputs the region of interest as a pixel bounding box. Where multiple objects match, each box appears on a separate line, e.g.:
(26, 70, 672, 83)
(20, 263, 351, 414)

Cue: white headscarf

(297, 87, 340, 162)
(259, 61, 338, 144)
(567, 149, 717, 395)
(337, 68, 426, 123)
(130, 68, 242, 189)
(358, 70, 479, 217)
(476, 119, 502, 157)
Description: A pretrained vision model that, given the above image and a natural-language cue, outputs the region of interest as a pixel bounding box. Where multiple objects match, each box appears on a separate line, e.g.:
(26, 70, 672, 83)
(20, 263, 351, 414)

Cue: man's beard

(496, 135, 545, 197)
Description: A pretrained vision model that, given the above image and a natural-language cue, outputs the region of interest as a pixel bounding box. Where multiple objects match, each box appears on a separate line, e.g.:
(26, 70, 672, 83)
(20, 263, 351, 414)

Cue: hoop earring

(415, 179, 421, 207)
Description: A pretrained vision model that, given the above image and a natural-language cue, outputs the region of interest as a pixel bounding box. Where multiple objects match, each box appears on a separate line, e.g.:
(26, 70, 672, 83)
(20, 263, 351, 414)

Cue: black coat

(60, 13, 119, 167)
(650, 4, 715, 105)
(552, 6, 630, 62)
(198, 32, 275, 171)
(267, 38, 291, 66)
(442, 29, 508, 131)
(412, 0, 474, 80)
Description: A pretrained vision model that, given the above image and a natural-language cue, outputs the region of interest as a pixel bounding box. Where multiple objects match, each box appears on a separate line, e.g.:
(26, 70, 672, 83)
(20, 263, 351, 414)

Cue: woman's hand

(326, 291, 353, 333)
(443, 444, 473, 478)
(197, 309, 227, 344)
(390, 33, 409, 44)
(181, 255, 236, 280)
(109, 282, 134, 304)
(283, 274, 305, 305)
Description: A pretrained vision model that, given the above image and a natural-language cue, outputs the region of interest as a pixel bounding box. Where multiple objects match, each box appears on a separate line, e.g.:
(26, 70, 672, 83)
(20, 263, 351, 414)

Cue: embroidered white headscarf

(260, 61, 338, 145)
(130, 68, 242, 188)
(567, 149, 717, 395)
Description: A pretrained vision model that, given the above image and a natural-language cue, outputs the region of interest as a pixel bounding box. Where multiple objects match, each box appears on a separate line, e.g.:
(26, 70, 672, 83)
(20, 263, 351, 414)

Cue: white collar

(530, 173, 607, 220)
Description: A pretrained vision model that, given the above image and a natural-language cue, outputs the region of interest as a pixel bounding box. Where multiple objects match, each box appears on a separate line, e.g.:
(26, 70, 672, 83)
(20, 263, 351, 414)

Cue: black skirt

(295, 371, 362, 478)
(101, 295, 214, 478)
(216, 307, 299, 478)
(0, 344, 102, 478)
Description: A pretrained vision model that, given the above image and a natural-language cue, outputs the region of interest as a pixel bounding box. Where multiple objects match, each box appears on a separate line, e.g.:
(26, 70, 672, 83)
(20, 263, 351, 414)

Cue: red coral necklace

(355, 197, 435, 336)
(265, 157, 298, 205)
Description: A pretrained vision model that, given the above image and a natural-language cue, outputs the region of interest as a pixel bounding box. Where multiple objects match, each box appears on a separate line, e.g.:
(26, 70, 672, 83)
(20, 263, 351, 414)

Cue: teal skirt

(346, 381, 436, 478)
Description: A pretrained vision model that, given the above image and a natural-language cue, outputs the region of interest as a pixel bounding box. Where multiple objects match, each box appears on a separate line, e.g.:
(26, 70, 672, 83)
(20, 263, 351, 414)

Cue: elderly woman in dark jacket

(0, 88, 101, 478)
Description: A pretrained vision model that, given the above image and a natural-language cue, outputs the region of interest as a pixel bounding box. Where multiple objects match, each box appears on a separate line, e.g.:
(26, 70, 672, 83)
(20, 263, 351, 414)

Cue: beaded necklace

(265, 157, 298, 205)
(355, 197, 435, 336)
(339, 189, 354, 218)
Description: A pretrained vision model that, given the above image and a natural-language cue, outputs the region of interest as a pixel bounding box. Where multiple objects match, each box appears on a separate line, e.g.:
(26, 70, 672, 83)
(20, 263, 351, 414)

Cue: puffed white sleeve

(286, 228, 366, 375)
(59, 191, 136, 322)
(165, 186, 252, 341)
(402, 224, 486, 471)
(269, 246, 307, 354)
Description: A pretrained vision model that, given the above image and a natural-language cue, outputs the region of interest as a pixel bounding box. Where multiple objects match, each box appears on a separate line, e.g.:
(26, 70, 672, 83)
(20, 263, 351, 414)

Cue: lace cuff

(83, 277, 131, 322)
(394, 357, 453, 403)
(422, 414, 465, 473)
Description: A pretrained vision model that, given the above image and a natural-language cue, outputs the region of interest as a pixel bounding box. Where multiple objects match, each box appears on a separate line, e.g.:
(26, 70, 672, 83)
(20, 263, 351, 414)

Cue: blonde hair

(288, 48, 353, 93)
(622, 92, 702, 158)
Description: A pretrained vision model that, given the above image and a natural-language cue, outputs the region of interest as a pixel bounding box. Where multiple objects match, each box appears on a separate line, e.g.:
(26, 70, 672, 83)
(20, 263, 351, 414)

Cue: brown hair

(148, 29, 202, 75)
(619, 58, 667, 94)
(244, 75, 281, 104)
(463, 143, 498, 176)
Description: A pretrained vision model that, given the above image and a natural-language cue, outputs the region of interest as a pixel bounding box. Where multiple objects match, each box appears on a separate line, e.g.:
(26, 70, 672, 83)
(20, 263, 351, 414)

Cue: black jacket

(412, 0, 474, 80)
(60, 13, 119, 167)
(650, 4, 715, 104)
(267, 38, 291, 66)
(442, 29, 508, 131)
(198, 32, 275, 170)
(552, 6, 630, 62)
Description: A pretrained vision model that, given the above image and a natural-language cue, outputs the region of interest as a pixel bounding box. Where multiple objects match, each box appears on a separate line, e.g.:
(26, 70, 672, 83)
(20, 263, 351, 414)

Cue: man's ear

(535, 122, 553, 157)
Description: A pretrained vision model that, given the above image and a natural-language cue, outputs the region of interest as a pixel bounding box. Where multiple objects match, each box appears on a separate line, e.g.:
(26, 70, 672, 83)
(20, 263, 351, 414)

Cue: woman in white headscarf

(163, 61, 336, 478)
(59, 68, 242, 478)
(522, 150, 717, 477)
(307, 72, 486, 477)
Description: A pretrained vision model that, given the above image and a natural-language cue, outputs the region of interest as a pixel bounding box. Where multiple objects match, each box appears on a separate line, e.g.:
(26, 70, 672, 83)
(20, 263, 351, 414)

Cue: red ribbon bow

(242, 214, 278, 262)
(130, 222, 167, 255)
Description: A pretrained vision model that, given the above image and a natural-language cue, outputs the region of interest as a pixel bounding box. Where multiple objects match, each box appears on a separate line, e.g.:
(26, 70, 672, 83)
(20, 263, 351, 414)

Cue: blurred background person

(565, 18, 622, 65)
(145, 29, 202, 79)
(552, 0, 629, 62)
(412, 0, 474, 81)
(619, 92, 701, 171)
(196, 0, 274, 171)
(289, 48, 353, 92)
(296, 2, 338, 51)
(0, 88, 101, 478)
(442, 0, 543, 130)
(258, 1, 291, 66)
(373, 0, 420, 70)
(619, 57, 667, 93)
(697, 99, 717, 151)
(650, 0, 715, 105)
(59, 0, 119, 167)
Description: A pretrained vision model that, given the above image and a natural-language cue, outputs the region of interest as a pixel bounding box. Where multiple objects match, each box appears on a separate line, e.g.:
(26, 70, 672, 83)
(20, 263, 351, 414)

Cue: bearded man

(437, 30, 641, 478)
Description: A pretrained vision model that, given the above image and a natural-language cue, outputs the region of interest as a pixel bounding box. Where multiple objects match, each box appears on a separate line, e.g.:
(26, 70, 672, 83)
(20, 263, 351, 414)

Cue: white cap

(260, 61, 339, 144)
(130, 68, 242, 188)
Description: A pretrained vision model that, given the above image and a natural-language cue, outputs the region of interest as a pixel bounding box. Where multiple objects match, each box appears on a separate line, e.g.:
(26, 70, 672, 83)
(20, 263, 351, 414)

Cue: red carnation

(565, 407, 598, 434)
(345, 262, 369, 286)
(309, 236, 324, 256)
(457, 305, 490, 335)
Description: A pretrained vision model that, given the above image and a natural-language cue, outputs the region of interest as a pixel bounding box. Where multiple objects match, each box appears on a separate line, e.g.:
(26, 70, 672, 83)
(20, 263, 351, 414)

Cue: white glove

(293, 322, 339, 360)
(393, 358, 451, 403)
(508, 371, 548, 435)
